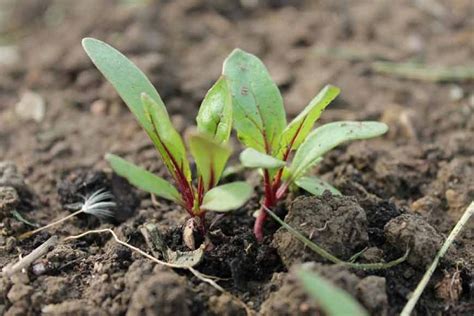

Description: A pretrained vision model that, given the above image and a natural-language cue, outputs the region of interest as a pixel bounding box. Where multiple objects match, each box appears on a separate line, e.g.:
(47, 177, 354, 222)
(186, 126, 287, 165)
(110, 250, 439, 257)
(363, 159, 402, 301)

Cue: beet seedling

(223, 49, 388, 241)
(82, 38, 253, 240)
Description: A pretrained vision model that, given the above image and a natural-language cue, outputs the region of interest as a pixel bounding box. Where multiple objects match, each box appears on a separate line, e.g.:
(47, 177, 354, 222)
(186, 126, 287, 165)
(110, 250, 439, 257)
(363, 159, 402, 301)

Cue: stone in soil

(273, 193, 369, 267)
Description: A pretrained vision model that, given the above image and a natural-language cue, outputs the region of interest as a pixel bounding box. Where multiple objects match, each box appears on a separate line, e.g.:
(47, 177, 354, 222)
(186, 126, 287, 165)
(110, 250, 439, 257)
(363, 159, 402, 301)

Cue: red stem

(147, 116, 195, 212)
(254, 170, 276, 241)
(198, 213, 206, 235)
(255, 137, 299, 241)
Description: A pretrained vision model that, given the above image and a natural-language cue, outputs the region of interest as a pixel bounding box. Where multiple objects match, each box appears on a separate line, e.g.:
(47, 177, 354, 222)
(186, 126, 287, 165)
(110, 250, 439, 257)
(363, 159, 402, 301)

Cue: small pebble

(90, 99, 107, 116)
(15, 90, 46, 122)
(449, 85, 463, 101)
(0, 45, 20, 67)
(5, 236, 16, 253)
(32, 262, 47, 276)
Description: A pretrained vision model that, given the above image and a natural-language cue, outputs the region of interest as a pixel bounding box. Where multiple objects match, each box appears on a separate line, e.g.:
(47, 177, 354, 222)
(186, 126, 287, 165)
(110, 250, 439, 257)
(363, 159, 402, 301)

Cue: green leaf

(201, 182, 253, 212)
(289, 121, 388, 180)
(295, 176, 341, 196)
(82, 38, 162, 135)
(282, 158, 322, 182)
(278, 85, 340, 157)
(188, 132, 232, 191)
(239, 148, 286, 169)
(83, 38, 191, 182)
(106, 154, 181, 203)
(223, 49, 286, 155)
(196, 76, 232, 144)
(297, 269, 368, 316)
(142, 93, 191, 182)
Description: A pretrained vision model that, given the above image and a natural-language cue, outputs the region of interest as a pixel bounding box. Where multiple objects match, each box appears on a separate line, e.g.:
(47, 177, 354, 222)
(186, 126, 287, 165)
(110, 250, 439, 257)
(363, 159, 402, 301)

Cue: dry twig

(2, 236, 58, 276)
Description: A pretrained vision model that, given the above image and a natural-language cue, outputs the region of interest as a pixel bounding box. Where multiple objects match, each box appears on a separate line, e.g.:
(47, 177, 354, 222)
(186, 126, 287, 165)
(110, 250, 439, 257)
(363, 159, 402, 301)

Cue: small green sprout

(82, 38, 253, 237)
(223, 49, 388, 241)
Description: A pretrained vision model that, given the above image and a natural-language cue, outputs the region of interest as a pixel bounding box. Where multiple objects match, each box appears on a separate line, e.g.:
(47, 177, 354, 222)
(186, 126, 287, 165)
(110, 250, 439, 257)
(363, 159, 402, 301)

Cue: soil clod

(126, 271, 191, 316)
(384, 213, 444, 267)
(273, 194, 369, 267)
(0, 186, 19, 218)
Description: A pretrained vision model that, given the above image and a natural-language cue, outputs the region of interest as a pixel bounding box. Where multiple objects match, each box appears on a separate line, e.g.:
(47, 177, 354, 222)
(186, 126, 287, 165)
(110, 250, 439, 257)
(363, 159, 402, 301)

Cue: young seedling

(223, 49, 388, 241)
(82, 38, 253, 242)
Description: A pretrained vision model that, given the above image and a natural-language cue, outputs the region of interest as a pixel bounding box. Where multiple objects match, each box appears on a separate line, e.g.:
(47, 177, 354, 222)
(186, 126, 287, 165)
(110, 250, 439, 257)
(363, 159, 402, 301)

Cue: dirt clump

(0, 186, 19, 218)
(273, 193, 368, 267)
(208, 293, 247, 316)
(0, 162, 28, 194)
(41, 299, 108, 316)
(431, 157, 474, 219)
(126, 269, 191, 316)
(260, 273, 318, 316)
(7, 283, 33, 306)
(384, 213, 444, 267)
(356, 275, 389, 315)
(434, 269, 463, 303)
(40, 276, 75, 303)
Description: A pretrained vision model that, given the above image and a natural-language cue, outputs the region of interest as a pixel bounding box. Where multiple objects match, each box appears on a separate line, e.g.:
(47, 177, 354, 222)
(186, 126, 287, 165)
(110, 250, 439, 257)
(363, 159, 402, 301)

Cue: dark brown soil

(0, 0, 473, 315)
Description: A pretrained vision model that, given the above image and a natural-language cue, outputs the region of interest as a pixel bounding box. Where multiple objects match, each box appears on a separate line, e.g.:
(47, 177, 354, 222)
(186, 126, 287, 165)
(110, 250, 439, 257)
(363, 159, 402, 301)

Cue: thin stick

(66, 228, 195, 269)
(2, 236, 59, 276)
(19, 209, 83, 239)
(401, 201, 474, 316)
(372, 62, 474, 82)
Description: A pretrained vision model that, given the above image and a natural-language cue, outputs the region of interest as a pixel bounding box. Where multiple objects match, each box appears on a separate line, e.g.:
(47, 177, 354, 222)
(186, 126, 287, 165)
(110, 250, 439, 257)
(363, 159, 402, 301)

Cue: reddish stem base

(253, 205, 268, 242)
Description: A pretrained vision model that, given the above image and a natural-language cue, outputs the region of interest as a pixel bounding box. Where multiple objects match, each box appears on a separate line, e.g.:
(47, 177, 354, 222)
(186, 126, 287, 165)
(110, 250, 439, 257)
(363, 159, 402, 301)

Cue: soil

(0, 0, 473, 315)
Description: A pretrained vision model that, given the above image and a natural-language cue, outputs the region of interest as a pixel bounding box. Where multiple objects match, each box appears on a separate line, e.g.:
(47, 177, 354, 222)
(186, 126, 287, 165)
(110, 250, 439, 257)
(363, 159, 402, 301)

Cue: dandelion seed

(79, 188, 117, 219)
(20, 188, 116, 239)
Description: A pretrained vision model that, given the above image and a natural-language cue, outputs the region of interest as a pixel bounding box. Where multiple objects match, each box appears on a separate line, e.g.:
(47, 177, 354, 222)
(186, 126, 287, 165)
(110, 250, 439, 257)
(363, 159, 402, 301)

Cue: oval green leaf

(278, 85, 340, 157)
(196, 76, 232, 144)
(142, 93, 191, 182)
(188, 132, 232, 191)
(294, 176, 341, 196)
(106, 154, 181, 203)
(223, 48, 286, 155)
(82, 38, 161, 135)
(240, 148, 286, 169)
(201, 181, 253, 212)
(290, 121, 388, 180)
